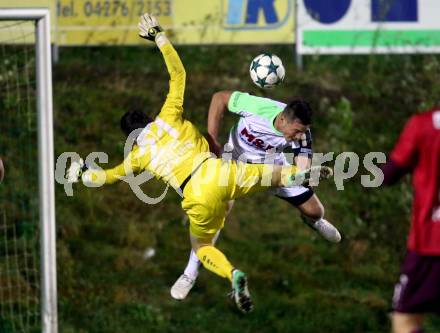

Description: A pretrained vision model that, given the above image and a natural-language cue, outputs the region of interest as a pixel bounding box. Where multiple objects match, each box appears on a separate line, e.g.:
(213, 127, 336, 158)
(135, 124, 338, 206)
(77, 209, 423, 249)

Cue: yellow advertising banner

(0, 0, 294, 45)
(173, 0, 294, 45)
(57, 0, 173, 44)
(57, 0, 294, 45)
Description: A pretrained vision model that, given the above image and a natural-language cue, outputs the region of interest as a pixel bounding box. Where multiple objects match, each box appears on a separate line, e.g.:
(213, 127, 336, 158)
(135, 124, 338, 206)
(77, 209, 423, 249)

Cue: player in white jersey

(171, 91, 342, 300)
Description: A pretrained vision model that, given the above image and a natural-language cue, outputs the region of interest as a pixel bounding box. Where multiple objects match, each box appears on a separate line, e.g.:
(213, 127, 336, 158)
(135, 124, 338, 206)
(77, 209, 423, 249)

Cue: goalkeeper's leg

(171, 201, 234, 301)
(190, 233, 253, 314)
(231, 162, 333, 200)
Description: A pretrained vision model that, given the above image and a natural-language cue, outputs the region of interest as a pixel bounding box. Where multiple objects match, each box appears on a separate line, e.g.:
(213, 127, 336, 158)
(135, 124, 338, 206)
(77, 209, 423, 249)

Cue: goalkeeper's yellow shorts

(181, 158, 295, 239)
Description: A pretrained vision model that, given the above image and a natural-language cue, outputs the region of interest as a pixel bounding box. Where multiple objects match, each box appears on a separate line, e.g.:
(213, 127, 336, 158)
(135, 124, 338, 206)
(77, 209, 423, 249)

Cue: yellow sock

(196, 246, 234, 281)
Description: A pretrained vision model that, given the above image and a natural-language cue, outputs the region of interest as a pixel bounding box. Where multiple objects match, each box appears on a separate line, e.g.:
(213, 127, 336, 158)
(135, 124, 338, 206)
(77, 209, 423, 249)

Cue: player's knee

(190, 233, 213, 252)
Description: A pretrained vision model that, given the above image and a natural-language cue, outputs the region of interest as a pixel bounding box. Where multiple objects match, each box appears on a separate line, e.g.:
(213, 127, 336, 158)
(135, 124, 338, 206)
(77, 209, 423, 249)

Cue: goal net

(0, 9, 57, 333)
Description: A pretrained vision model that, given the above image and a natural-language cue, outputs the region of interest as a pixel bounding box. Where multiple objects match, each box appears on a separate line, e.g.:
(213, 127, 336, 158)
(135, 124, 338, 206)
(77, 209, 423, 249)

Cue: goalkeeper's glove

(290, 165, 333, 187)
(66, 158, 88, 183)
(138, 13, 164, 42)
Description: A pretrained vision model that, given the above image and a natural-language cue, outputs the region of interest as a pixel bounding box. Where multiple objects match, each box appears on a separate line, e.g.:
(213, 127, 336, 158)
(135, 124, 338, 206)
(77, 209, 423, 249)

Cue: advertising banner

(297, 0, 440, 54)
(56, 0, 295, 45)
(56, 0, 173, 45)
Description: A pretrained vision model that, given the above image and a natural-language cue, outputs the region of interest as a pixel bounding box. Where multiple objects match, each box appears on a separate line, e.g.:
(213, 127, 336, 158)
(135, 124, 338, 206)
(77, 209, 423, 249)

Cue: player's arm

(293, 130, 313, 170)
(381, 116, 419, 186)
(138, 13, 185, 120)
(295, 156, 311, 171)
(380, 160, 408, 186)
(206, 91, 233, 156)
(207, 90, 277, 155)
(67, 148, 141, 185)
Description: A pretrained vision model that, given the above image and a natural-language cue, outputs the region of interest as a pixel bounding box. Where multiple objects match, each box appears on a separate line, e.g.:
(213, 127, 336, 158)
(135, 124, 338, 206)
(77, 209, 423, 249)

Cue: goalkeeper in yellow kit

(67, 13, 332, 313)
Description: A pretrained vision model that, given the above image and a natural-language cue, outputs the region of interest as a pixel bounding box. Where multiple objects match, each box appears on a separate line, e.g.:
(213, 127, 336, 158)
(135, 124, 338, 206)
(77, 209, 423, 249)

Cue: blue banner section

(223, 0, 292, 31)
(246, 0, 278, 24)
(303, 0, 351, 24)
(226, 0, 244, 25)
(372, 0, 418, 22)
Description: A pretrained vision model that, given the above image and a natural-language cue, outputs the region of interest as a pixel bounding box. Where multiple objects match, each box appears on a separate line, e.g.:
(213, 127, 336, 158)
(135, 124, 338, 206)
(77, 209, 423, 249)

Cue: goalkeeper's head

(120, 110, 153, 137)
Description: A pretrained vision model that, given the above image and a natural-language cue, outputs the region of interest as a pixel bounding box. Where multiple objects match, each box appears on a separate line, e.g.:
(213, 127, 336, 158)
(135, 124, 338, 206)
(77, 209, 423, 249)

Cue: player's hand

(291, 165, 333, 186)
(66, 158, 86, 183)
(138, 13, 163, 42)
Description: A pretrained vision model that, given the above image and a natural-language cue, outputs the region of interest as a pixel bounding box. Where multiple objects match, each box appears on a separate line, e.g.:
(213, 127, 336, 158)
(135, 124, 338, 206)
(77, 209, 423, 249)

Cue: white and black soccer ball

(249, 53, 285, 89)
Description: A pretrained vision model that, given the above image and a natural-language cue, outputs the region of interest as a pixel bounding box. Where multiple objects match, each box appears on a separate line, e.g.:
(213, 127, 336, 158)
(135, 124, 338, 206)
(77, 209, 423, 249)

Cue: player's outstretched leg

(283, 166, 341, 242)
(278, 192, 341, 243)
(295, 194, 341, 243)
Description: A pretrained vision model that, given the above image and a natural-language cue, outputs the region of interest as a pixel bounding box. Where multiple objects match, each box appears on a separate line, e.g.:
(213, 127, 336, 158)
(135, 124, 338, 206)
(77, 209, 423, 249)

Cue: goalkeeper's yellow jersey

(90, 42, 210, 190)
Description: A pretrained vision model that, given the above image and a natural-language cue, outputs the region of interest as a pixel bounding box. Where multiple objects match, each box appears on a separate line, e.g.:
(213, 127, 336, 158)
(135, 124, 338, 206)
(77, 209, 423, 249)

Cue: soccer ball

(249, 53, 285, 89)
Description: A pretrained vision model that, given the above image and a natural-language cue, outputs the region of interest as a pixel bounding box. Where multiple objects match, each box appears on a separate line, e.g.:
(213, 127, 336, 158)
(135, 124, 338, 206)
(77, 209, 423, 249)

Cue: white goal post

(0, 8, 57, 333)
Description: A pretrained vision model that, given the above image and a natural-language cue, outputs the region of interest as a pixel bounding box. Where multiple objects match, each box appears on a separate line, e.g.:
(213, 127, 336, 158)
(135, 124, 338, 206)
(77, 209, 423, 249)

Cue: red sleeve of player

(390, 116, 419, 170)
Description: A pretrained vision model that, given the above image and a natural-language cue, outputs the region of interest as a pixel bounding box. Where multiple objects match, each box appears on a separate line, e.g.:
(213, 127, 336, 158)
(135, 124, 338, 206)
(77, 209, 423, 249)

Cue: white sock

(183, 250, 201, 280)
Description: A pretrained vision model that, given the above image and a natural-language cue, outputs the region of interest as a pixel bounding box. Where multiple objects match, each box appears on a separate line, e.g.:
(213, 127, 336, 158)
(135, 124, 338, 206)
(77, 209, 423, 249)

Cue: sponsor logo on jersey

(240, 127, 274, 150)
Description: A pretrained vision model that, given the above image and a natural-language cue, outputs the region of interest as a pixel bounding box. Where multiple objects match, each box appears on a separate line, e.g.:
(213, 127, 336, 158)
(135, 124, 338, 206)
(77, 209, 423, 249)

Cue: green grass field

(53, 45, 440, 332)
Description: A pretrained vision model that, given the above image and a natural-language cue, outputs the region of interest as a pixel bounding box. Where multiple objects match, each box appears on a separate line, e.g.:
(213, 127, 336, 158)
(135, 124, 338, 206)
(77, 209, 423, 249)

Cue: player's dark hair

(120, 110, 152, 137)
(283, 99, 312, 125)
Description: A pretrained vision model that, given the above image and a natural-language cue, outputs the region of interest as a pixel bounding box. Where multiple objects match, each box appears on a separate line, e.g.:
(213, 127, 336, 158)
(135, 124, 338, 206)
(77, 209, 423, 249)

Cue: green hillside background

(51, 45, 440, 332)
